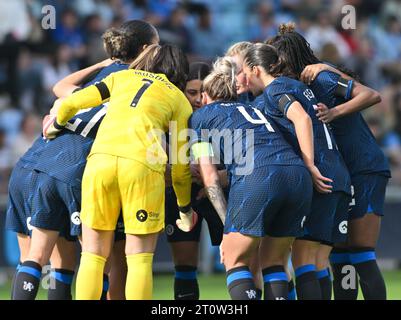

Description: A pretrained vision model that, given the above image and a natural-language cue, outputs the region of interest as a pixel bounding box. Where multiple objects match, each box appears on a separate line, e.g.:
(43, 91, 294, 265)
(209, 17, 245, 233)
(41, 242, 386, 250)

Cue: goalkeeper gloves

(176, 207, 198, 232)
(42, 115, 64, 140)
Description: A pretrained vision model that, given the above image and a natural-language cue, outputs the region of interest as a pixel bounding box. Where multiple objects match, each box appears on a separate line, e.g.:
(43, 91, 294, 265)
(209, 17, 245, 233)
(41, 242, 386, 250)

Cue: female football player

(7, 20, 160, 300)
(164, 62, 228, 300)
(268, 23, 389, 300)
(190, 57, 313, 300)
(243, 43, 352, 300)
(44, 44, 196, 300)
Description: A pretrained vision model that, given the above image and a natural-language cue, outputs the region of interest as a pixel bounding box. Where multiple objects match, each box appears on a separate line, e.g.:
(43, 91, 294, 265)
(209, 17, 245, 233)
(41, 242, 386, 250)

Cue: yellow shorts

(81, 153, 165, 235)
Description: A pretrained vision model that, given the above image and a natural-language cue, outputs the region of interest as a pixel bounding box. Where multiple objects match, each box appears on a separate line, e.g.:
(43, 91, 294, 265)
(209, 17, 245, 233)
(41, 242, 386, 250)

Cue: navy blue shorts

(224, 165, 313, 238)
(29, 171, 81, 241)
(348, 174, 388, 220)
(5, 165, 37, 235)
(331, 193, 352, 244)
(302, 191, 351, 244)
(165, 184, 224, 246)
(115, 214, 126, 242)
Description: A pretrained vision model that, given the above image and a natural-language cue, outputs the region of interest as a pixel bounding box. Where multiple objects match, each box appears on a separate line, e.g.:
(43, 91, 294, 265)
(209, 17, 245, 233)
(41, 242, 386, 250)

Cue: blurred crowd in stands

(1, 0, 401, 193)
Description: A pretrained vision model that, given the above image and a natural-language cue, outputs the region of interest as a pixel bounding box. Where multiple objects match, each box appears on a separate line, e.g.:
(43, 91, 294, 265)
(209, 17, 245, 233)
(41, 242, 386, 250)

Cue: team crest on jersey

(303, 89, 315, 101)
(136, 210, 148, 222)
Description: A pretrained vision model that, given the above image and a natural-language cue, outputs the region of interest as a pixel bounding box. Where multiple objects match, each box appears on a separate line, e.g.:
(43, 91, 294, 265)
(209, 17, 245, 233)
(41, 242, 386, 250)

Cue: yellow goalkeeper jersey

(56, 69, 193, 206)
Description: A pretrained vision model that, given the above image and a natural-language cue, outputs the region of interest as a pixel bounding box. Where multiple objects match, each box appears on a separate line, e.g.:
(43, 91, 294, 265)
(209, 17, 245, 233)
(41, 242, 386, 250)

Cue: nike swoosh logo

(177, 293, 194, 298)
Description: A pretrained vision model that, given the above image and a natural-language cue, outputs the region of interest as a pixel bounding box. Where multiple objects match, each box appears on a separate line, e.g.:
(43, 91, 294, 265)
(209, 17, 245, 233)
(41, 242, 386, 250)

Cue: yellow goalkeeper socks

(76, 252, 106, 300)
(125, 253, 154, 300)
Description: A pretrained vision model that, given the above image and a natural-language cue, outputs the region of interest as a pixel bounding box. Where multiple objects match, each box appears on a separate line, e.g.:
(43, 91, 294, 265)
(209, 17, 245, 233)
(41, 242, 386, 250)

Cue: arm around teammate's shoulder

(170, 93, 193, 208)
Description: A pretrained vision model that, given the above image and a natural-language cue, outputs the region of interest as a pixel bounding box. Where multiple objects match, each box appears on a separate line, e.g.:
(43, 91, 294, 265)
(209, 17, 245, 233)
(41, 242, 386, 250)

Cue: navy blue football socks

(174, 265, 199, 300)
(330, 248, 358, 300)
(262, 266, 288, 300)
(12, 260, 42, 300)
(350, 247, 386, 300)
(316, 268, 332, 300)
(47, 268, 75, 300)
(226, 266, 258, 300)
(295, 264, 322, 300)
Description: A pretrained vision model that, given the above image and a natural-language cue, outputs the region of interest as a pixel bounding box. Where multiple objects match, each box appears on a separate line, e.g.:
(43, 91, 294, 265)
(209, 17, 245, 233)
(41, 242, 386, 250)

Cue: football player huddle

(6, 19, 390, 301)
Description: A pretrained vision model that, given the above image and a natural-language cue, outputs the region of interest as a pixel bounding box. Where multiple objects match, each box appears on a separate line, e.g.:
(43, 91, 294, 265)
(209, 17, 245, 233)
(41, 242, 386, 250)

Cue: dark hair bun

(278, 22, 296, 35)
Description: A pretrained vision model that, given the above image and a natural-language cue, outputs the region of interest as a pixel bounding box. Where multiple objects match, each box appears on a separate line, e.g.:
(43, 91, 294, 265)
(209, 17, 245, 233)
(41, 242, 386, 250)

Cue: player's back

(261, 76, 351, 194)
(33, 62, 129, 186)
(311, 70, 390, 177)
(189, 101, 305, 177)
(90, 69, 193, 174)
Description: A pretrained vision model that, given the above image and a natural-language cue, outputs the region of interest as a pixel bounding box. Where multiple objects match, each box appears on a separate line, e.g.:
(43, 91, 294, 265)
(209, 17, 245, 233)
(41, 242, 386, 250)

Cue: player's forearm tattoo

(205, 182, 227, 224)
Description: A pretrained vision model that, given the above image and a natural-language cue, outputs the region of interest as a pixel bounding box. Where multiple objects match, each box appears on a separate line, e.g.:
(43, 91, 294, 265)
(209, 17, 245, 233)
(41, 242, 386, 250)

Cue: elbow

(371, 89, 382, 105)
(355, 83, 382, 106)
(171, 165, 191, 184)
(52, 83, 61, 98)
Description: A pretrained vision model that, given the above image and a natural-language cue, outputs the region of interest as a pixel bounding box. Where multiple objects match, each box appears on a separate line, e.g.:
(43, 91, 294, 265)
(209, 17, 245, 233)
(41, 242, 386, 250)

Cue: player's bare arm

(287, 101, 333, 193)
(53, 59, 114, 98)
(316, 83, 381, 123)
(197, 155, 227, 224)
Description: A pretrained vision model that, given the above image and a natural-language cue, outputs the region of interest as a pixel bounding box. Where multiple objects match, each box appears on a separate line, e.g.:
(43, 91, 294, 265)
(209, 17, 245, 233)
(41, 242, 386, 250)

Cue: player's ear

(252, 66, 260, 77)
(201, 92, 209, 105)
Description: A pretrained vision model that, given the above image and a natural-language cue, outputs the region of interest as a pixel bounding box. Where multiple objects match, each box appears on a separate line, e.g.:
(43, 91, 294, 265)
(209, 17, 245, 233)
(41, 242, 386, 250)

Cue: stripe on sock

(316, 269, 330, 280)
(263, 272, 288, 283)
(52, 271, 74, 285)
(349, 251, 376, 264)
(295, 264, 316, 277)
(175, 271, 197, 280)
(18, 266, 41, 279)
(226, 271, 253, 286)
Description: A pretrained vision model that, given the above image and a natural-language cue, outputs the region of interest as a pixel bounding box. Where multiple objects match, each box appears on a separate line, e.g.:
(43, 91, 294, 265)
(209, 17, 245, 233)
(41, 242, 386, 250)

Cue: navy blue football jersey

(310, 70, 390, 177)
(237, 92, 256, 104)
(17, 138, 46, 169)
(189, 101, 305, 179)
(32, 62, 129, 187)
(260, 76, 351, 194)
(251, 94, 265, 110)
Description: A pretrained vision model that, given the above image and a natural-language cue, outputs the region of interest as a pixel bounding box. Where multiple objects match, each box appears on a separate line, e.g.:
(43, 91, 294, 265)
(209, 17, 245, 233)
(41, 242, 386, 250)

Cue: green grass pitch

(0, 270, 400, 300)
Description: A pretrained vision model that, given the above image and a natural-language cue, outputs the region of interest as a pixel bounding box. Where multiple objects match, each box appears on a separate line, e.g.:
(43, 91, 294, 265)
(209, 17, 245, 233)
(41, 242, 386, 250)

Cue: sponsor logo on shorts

(148, 211, 160, 221)
(339, 221, 348, 234)
(71, 212, 81, 225)
(26, 217, 33, 231)
(136, 210, 148, 222)
(165, 224, 174, 236)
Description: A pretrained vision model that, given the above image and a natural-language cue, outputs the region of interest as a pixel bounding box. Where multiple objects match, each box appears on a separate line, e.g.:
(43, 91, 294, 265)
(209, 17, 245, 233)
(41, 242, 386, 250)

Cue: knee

(173, 253, 198, 267)
(292, 246, 320, 268)
(348, 238, 377, 249)
(171, 243, 199, 267)
(50, 255, 76, 270)
(224, 251, 254, 270)
(27, 248, 51, 267)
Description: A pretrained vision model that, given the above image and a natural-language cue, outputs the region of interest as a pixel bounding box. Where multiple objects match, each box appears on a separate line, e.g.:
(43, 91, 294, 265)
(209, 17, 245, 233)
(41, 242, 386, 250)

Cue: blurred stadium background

(0, 0, 400, 299)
